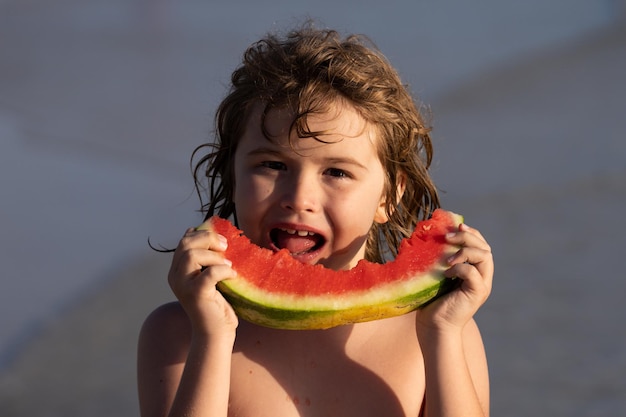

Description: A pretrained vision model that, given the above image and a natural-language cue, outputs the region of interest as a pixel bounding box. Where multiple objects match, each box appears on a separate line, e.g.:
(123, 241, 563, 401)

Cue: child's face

(232, 101, 388, 271)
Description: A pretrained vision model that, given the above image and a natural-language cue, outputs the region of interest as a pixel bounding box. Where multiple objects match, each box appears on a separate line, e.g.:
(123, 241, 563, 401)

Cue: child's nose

(281, 176, 320, 213)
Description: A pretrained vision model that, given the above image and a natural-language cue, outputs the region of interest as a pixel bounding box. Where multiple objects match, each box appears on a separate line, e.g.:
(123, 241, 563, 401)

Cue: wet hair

(192, 22, 440, 263)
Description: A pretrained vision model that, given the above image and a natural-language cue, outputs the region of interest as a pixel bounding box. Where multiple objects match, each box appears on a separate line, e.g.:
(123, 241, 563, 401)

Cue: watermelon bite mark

(200, 209, 463, 330)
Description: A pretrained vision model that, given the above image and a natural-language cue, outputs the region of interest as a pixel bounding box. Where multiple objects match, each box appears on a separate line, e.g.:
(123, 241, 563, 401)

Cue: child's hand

(168, 226, 239, 337)
(416, 223, 494, 334)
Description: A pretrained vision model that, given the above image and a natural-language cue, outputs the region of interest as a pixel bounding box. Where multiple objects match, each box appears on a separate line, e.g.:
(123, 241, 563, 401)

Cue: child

(138, 22, 493, 417)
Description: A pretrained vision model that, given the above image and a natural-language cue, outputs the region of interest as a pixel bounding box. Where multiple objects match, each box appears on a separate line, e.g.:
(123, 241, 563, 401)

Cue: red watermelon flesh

(201, 209, 462, 329)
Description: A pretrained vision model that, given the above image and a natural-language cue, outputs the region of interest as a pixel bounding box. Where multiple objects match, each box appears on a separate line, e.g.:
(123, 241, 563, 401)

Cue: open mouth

(270, 227, 325, 256)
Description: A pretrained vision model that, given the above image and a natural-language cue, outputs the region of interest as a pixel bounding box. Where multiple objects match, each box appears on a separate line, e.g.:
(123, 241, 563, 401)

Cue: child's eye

(260, 161, 286, 171)
(324, 168, 350, 178)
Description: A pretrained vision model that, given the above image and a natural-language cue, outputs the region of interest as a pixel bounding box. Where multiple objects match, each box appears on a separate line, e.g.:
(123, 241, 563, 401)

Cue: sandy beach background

(1, 1, 625, 416)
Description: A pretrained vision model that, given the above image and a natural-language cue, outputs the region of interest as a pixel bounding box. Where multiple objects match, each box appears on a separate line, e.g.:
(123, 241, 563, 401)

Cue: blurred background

(1, 1, 625, 416)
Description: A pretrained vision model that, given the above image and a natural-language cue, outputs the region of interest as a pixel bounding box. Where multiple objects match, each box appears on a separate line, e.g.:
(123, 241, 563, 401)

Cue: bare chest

(228, 318, 424, 417)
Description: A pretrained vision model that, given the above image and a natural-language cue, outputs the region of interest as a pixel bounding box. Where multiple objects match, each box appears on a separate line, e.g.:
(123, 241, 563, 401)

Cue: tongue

(274, 230, 319, 254)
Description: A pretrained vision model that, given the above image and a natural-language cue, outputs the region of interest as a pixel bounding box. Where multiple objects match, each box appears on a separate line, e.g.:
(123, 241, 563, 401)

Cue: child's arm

(416, 223, 493, 417)
(137, 228, 238, 417)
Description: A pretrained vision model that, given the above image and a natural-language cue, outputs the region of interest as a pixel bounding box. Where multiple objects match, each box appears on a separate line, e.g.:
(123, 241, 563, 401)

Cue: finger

(445, 224, 491, 252)
(458, 223, 486, 239)
(169, 263, 238, 311)
(447, 246, 490, 265)
(169, 256, 236, 292)
(447, 246, 494, 284)
(169, 246, 233, 289)
(176, 247, 232, 270)
(196, 263, 237, 286)
(445, 263, 492, 301)
(176, 228, 229, 252)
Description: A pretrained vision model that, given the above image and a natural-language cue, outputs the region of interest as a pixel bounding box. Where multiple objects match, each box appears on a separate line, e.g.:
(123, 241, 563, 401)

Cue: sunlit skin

(233, 101, 389, 271)
(137, 98, 493, 417)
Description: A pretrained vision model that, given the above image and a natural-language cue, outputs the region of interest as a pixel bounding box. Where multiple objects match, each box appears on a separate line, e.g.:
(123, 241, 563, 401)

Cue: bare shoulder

(138, 302, 191, 360)
(141, 301, 189, 331)
(140, 302, 190, 345)
(137, 302, 192, 416)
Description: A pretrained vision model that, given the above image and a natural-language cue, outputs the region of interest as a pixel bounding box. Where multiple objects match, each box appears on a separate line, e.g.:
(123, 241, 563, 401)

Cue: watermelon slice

(200, 209, 462, 330)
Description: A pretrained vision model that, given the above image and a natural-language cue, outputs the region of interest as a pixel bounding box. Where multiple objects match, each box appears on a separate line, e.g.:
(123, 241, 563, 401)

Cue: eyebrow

(323, 156, 368, 170)
(245, 147, 283, 158)
(245, 147, 369, 170)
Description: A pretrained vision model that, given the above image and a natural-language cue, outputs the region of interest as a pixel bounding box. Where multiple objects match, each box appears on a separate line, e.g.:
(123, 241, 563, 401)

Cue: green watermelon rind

(217, 276, 458, 330)
(216, 253, 454, 311)
(208, 210, 463, 330)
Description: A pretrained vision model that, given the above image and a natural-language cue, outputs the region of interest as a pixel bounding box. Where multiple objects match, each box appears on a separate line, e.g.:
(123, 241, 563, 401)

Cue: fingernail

(217, 234, 228, 249)
(446, 232, 456, 239)
(223, 258, 232, 267)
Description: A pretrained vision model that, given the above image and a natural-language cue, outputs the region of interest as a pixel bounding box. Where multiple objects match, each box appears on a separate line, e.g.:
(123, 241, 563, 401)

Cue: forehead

(244, 99, 377, 149)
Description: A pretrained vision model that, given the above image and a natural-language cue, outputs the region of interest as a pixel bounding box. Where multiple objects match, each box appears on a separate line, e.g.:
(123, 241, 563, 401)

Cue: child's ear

(374, 199, 390, 224)
(374, 171, 407, 224)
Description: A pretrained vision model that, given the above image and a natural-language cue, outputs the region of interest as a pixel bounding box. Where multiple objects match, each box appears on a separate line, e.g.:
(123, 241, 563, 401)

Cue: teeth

(280, 228, 314, 236)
